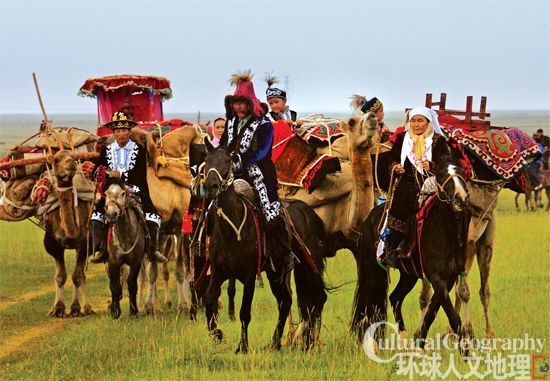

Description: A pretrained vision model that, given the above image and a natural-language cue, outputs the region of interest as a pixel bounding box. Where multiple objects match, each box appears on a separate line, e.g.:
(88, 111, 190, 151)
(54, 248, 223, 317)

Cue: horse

(515, 167, 548, 211)
(352, 154, 470, 352)
(188, 142, 240, 320)
(104, 177, 149, 319)
(201, 145, 328, 353)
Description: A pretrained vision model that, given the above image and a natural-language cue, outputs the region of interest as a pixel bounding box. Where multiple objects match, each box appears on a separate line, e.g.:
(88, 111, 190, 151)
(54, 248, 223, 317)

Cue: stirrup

(149, 250, 168, 263)
(89, 251, 108, 264)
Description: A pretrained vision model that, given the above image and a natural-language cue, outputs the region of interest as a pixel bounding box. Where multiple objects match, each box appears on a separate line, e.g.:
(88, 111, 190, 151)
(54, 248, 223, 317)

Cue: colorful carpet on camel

(296, 115, 346, 146)
(503, 127, 543, 163)
(441, 124, 526, 180)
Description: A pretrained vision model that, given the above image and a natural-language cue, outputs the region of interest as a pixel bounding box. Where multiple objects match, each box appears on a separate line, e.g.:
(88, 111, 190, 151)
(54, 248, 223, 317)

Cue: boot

(383, 230, 404, 268)
(268, 218, 294, 272)
(147, 221, 168, 263)
(89, 220, 108, 264)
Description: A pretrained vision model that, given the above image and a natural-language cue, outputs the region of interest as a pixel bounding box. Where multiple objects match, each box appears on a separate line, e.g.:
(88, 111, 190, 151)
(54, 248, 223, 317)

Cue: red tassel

(182, 212, 193, 234)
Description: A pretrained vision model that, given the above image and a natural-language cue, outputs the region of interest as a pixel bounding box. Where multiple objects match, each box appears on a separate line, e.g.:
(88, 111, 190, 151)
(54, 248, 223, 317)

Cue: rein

(215, 200, 247, 241)
(106, 189, 144, 256)
(205, 166, 246, 241)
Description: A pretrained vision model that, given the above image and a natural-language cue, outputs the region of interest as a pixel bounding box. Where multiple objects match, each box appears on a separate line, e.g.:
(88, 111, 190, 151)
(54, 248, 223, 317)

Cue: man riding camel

(89, 111, 168, 264)
(219, 70, 293, 271)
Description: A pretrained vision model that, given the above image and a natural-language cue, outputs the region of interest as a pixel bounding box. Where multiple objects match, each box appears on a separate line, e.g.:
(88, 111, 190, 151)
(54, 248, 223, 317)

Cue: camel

(281, 113, 380, 340)
(282, 112, 380, 251)
(130, 125, 202, 316)
(43, 150, 95, 317)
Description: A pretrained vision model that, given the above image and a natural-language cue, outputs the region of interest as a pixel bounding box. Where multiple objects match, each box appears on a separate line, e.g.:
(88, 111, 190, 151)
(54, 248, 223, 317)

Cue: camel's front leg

(69, 245, 95, 316)
(175, 236, 192, 315)
(144, 260, 158, 314)
(478, 218, 497, 338)
(44, 234, 67, 318)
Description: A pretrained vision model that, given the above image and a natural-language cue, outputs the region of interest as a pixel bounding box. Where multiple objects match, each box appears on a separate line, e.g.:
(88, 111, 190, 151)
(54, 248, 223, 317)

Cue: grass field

(0, 190, 548, 380)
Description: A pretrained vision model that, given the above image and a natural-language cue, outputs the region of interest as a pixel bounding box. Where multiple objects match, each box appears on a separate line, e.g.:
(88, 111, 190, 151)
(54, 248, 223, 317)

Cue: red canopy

(79, 75, 173, 127)
(78, 75, 172, 99)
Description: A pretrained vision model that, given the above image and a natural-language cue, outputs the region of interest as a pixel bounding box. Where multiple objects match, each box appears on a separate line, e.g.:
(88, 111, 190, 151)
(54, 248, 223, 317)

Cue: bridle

(203, 159, 246, 241)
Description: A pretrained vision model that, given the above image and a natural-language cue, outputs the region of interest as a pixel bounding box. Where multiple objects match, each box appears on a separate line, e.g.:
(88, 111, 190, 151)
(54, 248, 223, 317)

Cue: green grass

(0, 190, 548, 380)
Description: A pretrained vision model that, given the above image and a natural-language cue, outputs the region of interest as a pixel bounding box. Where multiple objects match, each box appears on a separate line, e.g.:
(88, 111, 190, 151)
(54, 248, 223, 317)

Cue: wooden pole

(32, 73, 50, 125)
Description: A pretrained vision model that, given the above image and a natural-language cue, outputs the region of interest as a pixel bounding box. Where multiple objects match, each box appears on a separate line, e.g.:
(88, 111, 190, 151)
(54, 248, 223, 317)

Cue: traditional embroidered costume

(380, 107, 452, 265)
(265, 75, 340, 193)
(219, 72, 282, 224)
(89, 112, 166, 263)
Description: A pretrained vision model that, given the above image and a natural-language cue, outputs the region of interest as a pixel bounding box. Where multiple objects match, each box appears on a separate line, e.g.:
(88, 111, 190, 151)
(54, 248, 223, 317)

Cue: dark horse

(104, 177, 148, 318)
(352, 154, 470, 352)
(201, 145, 328, 353)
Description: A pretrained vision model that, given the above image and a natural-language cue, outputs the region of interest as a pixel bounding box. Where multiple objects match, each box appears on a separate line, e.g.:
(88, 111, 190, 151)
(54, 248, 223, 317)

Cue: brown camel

(43, 150, 95, 317)
(132, 126, 201, 316)
(282, 112, 380, 247)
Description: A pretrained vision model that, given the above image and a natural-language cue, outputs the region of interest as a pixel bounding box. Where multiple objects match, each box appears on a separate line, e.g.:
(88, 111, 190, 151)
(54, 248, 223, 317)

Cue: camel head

(104, 177, 128, 224)
(346, 112, 380, 152)
(52, 150, 77, 184)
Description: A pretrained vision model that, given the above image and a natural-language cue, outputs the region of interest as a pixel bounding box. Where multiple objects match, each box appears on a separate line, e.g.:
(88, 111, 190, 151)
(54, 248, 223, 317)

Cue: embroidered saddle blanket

(441, 125, 526, 180)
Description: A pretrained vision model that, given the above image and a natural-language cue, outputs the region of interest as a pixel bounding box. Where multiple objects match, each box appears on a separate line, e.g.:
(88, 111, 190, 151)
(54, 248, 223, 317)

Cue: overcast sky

(0, 0, 549, 114)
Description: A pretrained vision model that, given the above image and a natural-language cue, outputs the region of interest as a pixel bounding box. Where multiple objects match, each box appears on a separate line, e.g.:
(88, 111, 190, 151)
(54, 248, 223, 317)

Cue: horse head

(104, 177, 128, 224)
(346, 112, 380, 152)
(434, 156, 469, 213)
(203, 143, 233, 200)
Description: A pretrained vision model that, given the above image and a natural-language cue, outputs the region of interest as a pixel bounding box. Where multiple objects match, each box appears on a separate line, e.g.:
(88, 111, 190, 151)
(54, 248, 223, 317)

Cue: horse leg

(227, 278, 236, 321)
(44, 233, 67, 318)
(440, 289, 468, 356)
(514, 193, 520, 212)
(292, 252, 327, 350)
(128, 262, 141, 317)
(452, 226, 477, 338)
(175, 234, 191, 316)
(236, 277, 256, 354)
(107, 262, 122, 319)
(478, 220, 496, 338)
(70, 245, 94, 316)
(389, 272, 417, 334)
(138, 258, 147, 310)
(204, 270, 224, 343)
(144, 260, 158, 315)
(265, 271, 292, 351)
(414, 291, 442, 348)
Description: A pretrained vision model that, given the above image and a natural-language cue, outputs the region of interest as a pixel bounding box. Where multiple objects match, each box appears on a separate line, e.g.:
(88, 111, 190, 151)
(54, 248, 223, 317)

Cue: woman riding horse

(379, 107, 457, 267)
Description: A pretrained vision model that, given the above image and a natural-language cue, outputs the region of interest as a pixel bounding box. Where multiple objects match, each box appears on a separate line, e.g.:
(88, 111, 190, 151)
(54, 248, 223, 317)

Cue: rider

(264, 75, 340, 193)
(89, 111, 168, 264)
(219, 70, 293, 271)
(381, 106, 452, 267)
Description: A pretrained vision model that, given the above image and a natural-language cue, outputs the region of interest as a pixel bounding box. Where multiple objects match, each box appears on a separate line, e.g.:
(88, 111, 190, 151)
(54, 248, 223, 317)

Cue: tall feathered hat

(265, 74, 286, 100)
(103, 111, 138, 130)
(224, 70, 264, 118)
(351, 94, 383, 114)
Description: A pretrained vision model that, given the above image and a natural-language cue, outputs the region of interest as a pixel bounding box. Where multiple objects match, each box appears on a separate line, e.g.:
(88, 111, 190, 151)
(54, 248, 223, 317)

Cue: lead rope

(216, 200, 247, 241)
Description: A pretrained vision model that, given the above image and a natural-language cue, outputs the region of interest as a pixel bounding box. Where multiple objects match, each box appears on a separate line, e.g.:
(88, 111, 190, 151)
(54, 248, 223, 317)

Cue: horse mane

(105, 175, 126, 190)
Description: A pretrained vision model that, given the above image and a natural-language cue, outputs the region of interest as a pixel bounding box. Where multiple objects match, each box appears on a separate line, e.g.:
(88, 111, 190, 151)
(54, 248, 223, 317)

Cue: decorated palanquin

(417, 93, 542, 189)
(78, 75, 205, 187)
(272, 117, 341, 193)
(79, 75, 173, 136)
